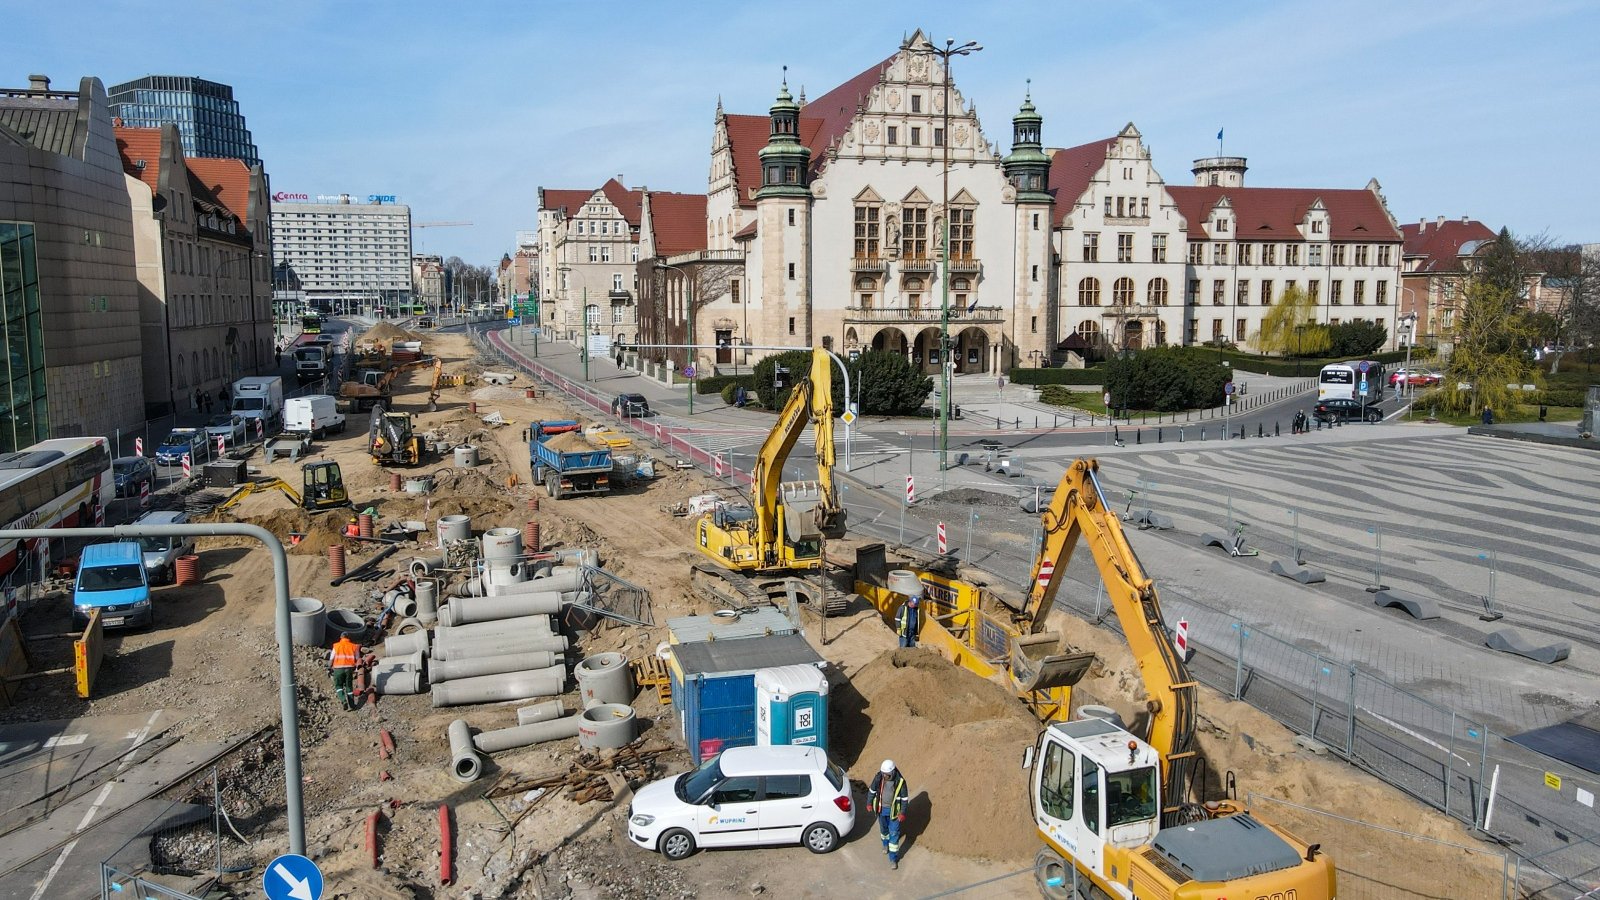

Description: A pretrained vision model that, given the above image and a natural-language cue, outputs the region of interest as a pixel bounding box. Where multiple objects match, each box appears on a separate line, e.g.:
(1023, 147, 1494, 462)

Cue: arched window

(1112, 277, 1135, 305)
(1147, 278, 1169, 307)
(585, 304, 600, 327)
(1077, 277, 1100, 307)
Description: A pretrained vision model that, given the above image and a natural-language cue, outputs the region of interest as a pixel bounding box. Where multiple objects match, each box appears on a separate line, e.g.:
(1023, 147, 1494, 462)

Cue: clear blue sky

(7, 0, 1596, 264)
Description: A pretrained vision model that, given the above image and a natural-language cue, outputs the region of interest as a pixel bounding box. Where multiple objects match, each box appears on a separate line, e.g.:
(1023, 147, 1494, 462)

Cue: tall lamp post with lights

(910, 36, 982, 471)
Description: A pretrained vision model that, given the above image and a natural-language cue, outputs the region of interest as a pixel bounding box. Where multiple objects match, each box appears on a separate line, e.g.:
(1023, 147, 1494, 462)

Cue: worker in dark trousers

(895, 594, 920, 648)
(328, 634, 360, 711)
(869, 759, 910, 869)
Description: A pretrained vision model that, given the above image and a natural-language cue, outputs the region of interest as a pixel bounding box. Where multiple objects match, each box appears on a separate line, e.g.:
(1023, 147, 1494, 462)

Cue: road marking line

(28, 712, 161, 900)
(42, 734, 88, 748)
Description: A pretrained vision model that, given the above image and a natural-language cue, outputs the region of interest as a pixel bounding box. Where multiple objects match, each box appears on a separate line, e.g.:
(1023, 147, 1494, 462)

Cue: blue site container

(670, 633, 824, 763)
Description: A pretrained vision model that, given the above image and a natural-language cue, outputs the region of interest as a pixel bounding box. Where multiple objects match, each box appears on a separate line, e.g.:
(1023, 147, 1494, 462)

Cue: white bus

(1317, 361, 1386, 402)
(0, 437, 115, 618)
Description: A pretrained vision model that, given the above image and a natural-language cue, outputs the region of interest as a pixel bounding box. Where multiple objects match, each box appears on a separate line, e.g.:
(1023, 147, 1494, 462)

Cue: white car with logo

(628, 745, 854, 860)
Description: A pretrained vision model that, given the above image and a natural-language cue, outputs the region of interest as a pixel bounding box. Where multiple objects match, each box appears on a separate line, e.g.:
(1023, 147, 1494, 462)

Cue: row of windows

(572, 220, 629, 236)
(1083, 232, 1168, 263)
(1103, 196, 1149, 219)
(1186, 242, 1393, 267)
(1182, 278, 1390, 306)
(584, 245, 642, 263)
(881, 124, 945, 148)
(854, 203, 974, 260)
(1076, 277, 1170, 307)
(1192, 314, 1386, 344)
(0, 223, 49, 452)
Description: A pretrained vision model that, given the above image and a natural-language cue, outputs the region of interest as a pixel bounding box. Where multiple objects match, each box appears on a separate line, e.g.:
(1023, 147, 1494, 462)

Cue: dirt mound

(219, 508, 351, 555)
(835, 648, 1037, 863)
(361, 322, 421, 343)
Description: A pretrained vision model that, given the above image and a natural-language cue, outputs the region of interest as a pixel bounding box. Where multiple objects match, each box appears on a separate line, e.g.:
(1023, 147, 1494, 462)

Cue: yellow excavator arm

(747, 347, 844, 555)
(1024, 458, 1198, 813)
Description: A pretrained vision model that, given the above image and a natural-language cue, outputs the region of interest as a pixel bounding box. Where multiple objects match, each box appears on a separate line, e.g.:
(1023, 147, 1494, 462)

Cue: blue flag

(966, 297, 979, 314)
(1217, 128, 1224, 141)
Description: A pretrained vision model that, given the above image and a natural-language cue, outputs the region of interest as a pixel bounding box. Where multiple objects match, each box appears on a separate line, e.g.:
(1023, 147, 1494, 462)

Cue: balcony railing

(608, 289, 632, 302)
(664, 248, 744, 266)
(899, 256, 937, 274)
(851, 255, 887, 272)
(947, 257, 982, 274)
(843, 304, 1004, 325)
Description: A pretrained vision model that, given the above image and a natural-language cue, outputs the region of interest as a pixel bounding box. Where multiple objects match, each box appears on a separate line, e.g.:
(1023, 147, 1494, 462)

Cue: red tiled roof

(1046, 136, 1118, 226)
(1168, 186, 1400, 242)
(733, 220, 757, 241)
(541, 178, 643, 228)
(649, 192, 709, 255)
(187, 157, 253, 223)
(1399, 219, 1496, 273)
(113, 125, 163, 195)
(800, 52, 895, 165)
(723, 113, 823, 209)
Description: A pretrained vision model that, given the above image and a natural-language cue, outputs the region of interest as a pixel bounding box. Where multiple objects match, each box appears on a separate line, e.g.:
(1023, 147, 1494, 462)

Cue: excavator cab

(301, 461, 349, 511)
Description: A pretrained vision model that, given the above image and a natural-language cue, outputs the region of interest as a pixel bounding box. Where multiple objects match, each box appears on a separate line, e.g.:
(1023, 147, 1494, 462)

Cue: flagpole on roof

(1218, 127, 1224, 156)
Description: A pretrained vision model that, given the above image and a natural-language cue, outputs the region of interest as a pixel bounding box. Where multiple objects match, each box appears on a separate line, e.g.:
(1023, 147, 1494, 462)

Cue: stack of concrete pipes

(448, 700, 579, 783)
(376, 611, 573, 706)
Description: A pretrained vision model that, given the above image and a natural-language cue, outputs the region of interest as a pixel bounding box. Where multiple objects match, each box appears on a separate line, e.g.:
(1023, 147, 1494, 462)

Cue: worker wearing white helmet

(868, 759, 910, 869)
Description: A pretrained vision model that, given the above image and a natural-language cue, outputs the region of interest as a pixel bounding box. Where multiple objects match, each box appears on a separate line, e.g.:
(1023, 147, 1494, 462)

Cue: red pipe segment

(379, 729, 395, 760)
(366, 809, 382, 868)
(438, 804, 454, 885)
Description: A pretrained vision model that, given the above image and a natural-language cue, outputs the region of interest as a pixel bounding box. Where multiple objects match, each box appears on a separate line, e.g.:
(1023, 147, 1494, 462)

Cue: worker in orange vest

(328, 634, 360, 711)
(343, 516, 361, 538)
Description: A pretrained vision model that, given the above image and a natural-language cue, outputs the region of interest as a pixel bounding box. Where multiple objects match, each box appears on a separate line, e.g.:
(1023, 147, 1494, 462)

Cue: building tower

(1003, 87, 1054, 369)
(1191, 155, 1247, 188)
(755, 73, 813, 350)
(108, 75, 261, 166)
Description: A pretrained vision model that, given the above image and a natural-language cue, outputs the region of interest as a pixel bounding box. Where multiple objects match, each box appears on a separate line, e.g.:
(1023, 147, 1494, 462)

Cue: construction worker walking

(328, 634, 360, 711)
(869, 759, 910, 869)
(895, 595, 920, 649)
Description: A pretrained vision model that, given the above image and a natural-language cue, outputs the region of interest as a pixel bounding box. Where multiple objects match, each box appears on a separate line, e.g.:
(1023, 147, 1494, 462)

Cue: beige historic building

(117, 123, 272, 417)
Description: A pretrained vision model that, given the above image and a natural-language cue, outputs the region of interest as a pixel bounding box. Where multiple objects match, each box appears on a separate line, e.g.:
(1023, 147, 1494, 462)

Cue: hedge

(1520, 389, 1588, 407)
(696, 373, 756, 395)
(1008, 367, 1106, 385)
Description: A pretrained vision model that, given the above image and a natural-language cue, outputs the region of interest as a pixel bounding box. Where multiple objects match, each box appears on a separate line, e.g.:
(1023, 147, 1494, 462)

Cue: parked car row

(71, 510, 193, 631)
(1388, 368, 1442, 388)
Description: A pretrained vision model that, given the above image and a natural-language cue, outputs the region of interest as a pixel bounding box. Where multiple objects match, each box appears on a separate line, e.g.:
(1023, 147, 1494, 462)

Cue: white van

(628, 745, 854, 860)
(284, 395, 346, 439)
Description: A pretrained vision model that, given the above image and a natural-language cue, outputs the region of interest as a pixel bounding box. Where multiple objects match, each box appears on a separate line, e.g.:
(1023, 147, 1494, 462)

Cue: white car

(628, 745, 854, 860)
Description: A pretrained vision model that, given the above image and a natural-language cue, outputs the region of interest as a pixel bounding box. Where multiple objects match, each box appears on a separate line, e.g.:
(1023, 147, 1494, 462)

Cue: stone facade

(0, 76, 145, 447)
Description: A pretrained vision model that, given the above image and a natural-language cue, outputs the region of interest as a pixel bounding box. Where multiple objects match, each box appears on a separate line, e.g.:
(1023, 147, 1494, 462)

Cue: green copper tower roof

(1004, 81, 1051, 202)
(757, 68, 811, 200)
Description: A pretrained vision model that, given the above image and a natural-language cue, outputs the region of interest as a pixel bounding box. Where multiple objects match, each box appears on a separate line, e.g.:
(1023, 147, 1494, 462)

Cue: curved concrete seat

(1372, 589, 1441, 620)
(1485, 628, 1570, 664)
(1200, 532, 1229, 550)
(1130, 509, 1174, 531)
(1269, 559, 1327, 584)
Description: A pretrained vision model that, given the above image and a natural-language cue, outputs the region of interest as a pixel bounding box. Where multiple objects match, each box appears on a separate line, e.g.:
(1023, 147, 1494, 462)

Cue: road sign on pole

(264, 853, 323, 900)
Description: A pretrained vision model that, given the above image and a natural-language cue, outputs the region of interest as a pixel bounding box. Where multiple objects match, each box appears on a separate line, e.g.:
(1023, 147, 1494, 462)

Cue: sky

(6, 0, 1597, 265)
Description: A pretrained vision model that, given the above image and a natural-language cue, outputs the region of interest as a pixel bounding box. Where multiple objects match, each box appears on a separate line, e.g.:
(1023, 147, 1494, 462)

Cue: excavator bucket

(779, 481, 823, 541)
(1009, 632, 1096, 693)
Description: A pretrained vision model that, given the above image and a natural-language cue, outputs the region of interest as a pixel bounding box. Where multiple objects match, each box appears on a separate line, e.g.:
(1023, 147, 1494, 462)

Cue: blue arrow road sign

(508, 317, 522, 326)
(264, 854, 323, 900)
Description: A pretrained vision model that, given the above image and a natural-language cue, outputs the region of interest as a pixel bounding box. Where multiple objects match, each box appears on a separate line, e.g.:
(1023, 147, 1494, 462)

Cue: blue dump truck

(529, 420, 612, 500)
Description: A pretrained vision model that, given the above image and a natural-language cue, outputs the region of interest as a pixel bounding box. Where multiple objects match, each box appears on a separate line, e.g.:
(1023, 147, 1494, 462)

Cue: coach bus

(0, 437, 115, 618)
(1318, 360, 1386, 402)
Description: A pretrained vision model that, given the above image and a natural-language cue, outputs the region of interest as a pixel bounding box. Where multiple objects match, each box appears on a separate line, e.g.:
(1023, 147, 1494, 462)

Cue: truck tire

(1034, 846, 1075, 899)
(546, 472, 563, 500)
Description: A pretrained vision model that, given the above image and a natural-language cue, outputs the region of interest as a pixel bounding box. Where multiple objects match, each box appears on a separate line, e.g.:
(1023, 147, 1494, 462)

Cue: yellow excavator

(341, 356, 442, 412)
(216, 461, 350, 513)
(691, 347, 846, 612)
(1020, 459, 1334, 900)
(368, 403, 422, 466)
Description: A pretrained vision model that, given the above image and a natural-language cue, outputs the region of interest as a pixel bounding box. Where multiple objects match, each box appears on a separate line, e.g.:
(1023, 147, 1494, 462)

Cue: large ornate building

(632, 31, 1407, 378)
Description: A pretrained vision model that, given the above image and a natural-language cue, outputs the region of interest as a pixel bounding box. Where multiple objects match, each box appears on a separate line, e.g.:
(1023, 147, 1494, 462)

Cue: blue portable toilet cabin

(755, 664, 829, 751)
(669, 633, 824, 763)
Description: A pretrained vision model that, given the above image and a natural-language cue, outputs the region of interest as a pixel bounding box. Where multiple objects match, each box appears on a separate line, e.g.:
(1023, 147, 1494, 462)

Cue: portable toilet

(754, 664, 829, 751)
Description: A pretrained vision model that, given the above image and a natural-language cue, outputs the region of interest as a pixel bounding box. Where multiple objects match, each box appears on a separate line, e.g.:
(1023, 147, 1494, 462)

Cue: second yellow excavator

(691, 347, 846, 611)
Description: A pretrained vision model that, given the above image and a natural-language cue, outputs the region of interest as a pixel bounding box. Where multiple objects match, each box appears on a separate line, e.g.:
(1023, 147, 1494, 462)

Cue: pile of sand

(214, 508, 351, 556)
(543, 431, 596, 453)
(834, 649, 1038, 863)
(361, 322, 421, 343)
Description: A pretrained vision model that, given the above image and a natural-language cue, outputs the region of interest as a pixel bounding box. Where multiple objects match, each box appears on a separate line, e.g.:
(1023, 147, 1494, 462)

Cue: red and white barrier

(1037, 558, 1055, 591)
(906, 475, 916, 505)
(937, 521, 947, 554)
(713, 453, 724, 477)
(216, 435, 226, 457)
(134, 437, 143, 457)
(181, 454, 192, 479)
(1173, 619, 1190, 656)
(140, 481, 150, 508)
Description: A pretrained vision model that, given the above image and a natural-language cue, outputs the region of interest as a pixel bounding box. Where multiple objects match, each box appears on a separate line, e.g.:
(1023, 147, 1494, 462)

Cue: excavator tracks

(690, 563, 847, 617)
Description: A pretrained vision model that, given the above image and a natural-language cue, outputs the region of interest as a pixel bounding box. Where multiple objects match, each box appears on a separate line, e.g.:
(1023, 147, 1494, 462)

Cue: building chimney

(1418, 218, 1427, 233)
(1462, 215, 1470, 223)
(1436, 216, 1444, 227)
(27, 74, 50, 92)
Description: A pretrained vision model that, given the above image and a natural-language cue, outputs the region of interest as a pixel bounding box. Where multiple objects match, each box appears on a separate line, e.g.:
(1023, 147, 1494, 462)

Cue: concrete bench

(1485, 628, 1571, 665)
(1372, 589, 1441, 621)
(1269, 559, 1326, 584)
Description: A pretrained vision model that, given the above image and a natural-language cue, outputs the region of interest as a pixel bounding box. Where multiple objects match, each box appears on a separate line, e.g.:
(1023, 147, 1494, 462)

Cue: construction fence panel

(98, 765, 253, 900)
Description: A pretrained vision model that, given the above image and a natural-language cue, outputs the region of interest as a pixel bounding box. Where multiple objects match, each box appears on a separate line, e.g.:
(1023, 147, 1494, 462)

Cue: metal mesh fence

(99, 765, 253, 900)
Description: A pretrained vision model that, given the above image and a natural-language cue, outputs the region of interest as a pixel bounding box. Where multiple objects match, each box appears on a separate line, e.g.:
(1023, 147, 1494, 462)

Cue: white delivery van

(284, 394, 346, 439)
(231, 376, 285, 434)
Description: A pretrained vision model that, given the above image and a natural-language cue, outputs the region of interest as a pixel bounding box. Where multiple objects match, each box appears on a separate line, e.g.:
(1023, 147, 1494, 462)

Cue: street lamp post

(655, 261, 695, 415)
(911, 36, 982, 471)
(1399, 312, 1417, 400)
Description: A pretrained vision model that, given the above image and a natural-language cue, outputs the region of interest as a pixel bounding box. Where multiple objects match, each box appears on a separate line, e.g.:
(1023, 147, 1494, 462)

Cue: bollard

(1179, 427, 1185, 442)
(1201, 426, 1207, 441)
(1274, 422, 1280, 437)
(1136, 428, 1142, 445)
(1158, 427, 1163, 443)
(1257, 423, 1263, 439)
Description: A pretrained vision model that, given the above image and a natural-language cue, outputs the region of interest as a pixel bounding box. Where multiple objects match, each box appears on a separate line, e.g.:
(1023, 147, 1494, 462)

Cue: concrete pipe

(481, 527, 523, 564)
(442, 592, 563, 627)
(498, 568, 582, 594)
(472, 716, 581, 753)
(431, 667, 567, 707)
(517, 700, 568, 726)
(382, 630, 430, 658)
(438, 515, 471, 544)
(435, 614, 553, 641)
(373, 668, 423, 696)
(483, 561, 529, 589)
(415, 579, 439, 627)
(428, 650, 562, 685)
(430, 632, 569, 661)
(453, 445, 479, 468)
(326, 608, 368, 643)
(389, 588, 418, 619)
(886, 570, 924, 600)
(410, 556, 445, 579)
(372, 650, 425, 675)
(452, 576, 484, 598)
(289, 597, 327, 647)
(551, 548, 601, 568)
(395, 617, 426, 635)
(448, 719, 482, 783)
(575, 653, 634, 707)
(577, 703, 636, 750)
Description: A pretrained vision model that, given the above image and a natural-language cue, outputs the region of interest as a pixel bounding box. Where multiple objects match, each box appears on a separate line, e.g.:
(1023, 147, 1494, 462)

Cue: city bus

(0, 437, 115, 619)
(302, 312, 323, 334)
(412, 302, 428, 316)
(1318, 360, 1386, 402)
